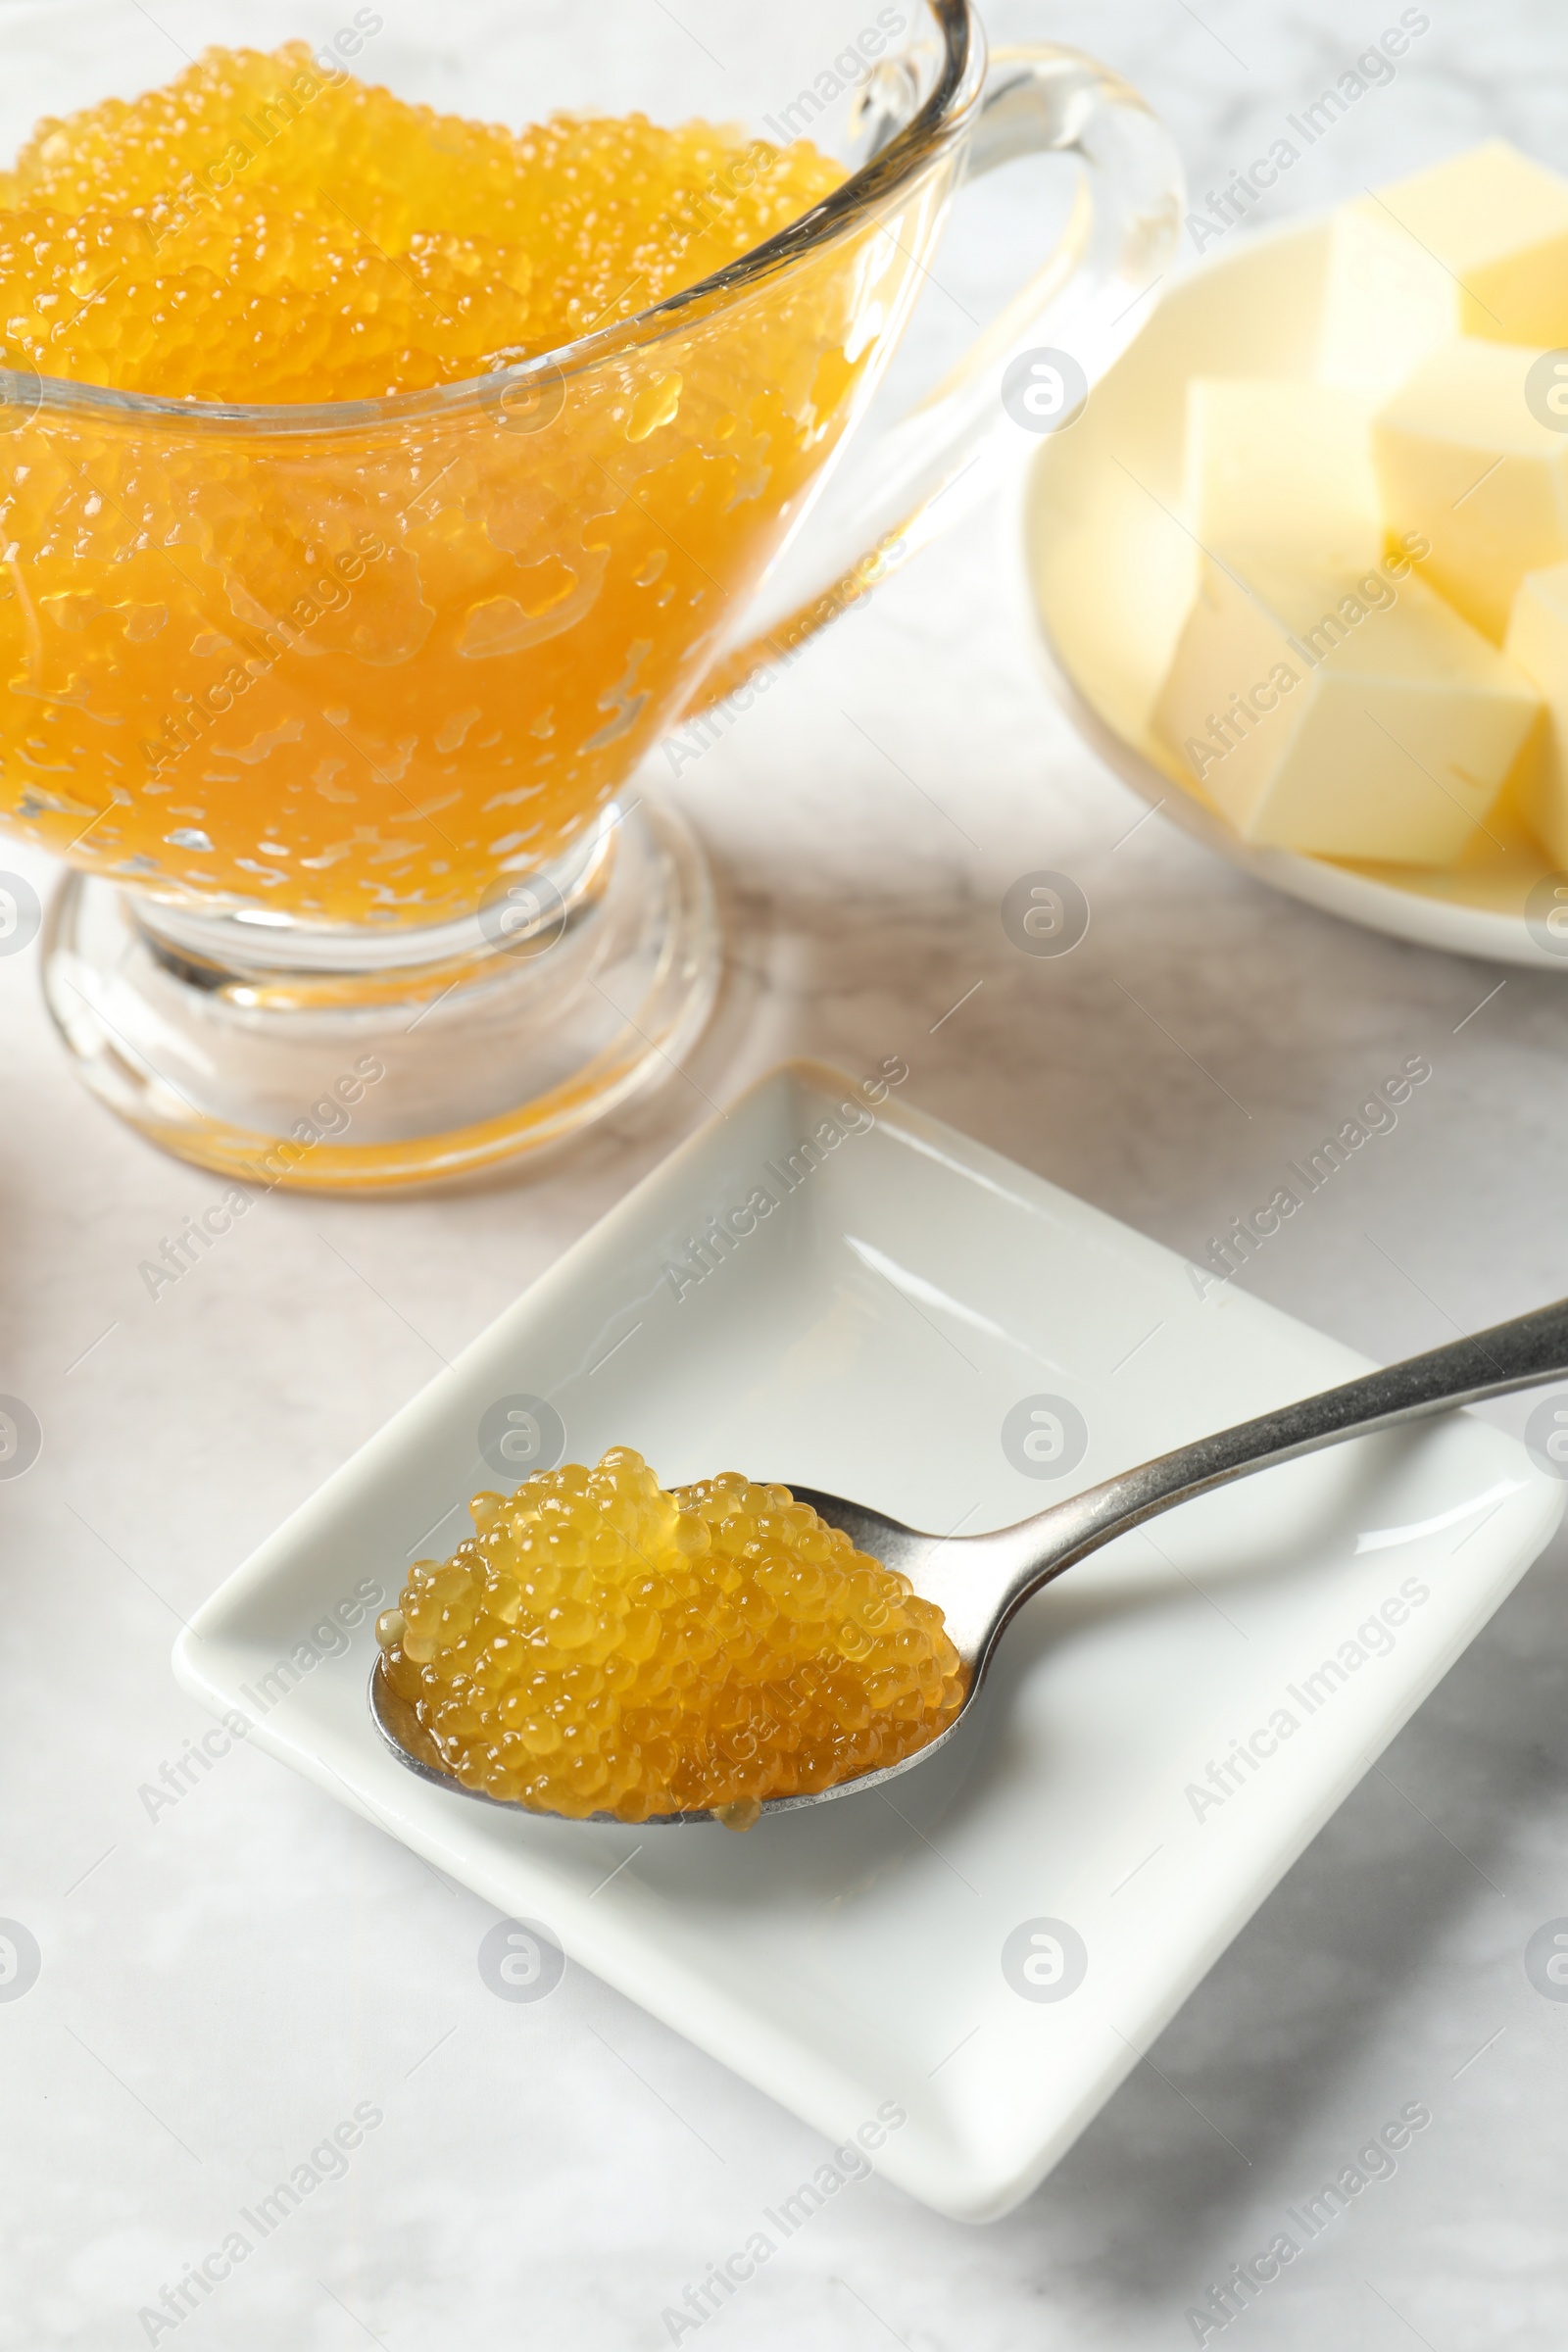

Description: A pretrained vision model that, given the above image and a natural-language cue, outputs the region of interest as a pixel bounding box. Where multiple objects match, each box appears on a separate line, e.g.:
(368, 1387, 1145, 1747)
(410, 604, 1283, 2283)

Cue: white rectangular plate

(173, 1063, 1562, 2220)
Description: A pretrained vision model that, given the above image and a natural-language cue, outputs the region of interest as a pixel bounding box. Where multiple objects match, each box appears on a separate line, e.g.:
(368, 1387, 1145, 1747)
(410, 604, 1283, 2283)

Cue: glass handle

(687, 44, 1186, 713)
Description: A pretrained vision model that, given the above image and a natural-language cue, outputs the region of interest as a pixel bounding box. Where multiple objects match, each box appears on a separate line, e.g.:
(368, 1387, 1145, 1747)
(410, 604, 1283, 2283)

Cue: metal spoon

(370, 1296, 1568, 1825)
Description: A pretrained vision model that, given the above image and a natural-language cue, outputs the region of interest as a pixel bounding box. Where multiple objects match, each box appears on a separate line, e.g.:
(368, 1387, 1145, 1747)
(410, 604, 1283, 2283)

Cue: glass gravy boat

(0, 0, 1181, 1188)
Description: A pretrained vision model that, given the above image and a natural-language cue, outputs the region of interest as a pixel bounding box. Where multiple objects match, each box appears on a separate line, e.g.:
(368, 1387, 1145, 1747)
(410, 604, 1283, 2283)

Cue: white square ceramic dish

(173, 1063, 1562, 2221)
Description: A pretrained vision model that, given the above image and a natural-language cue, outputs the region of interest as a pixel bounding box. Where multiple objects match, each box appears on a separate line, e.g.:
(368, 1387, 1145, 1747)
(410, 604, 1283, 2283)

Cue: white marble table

(7, 3, 1568, 2345)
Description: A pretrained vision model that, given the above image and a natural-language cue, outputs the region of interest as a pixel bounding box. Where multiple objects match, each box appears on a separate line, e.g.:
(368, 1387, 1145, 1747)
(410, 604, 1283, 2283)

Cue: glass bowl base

(40, 798, 719, 1193)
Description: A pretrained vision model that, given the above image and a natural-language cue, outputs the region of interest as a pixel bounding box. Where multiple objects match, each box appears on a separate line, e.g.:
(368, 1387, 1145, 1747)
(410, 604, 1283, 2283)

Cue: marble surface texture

(6, 2, 1568, 2347)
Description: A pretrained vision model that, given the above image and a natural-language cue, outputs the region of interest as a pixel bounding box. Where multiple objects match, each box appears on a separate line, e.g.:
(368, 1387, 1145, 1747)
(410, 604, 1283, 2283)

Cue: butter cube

(1504, 563, 1568, 863)
(1319, 140, 1568, 402)
(1373, 339, 1568, 642)
(1185, 379, 1381, 572)
(1154, 550, 1539, 863)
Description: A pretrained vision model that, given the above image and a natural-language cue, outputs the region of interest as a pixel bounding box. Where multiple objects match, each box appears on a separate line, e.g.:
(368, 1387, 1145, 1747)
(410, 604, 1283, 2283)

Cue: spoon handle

(990, 1295, 1568, 1636)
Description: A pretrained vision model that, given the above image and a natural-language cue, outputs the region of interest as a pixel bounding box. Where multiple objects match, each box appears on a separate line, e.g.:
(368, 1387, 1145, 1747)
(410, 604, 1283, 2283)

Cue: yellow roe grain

(378, 1448, 966, 1822)
(0, 42, 845, 402)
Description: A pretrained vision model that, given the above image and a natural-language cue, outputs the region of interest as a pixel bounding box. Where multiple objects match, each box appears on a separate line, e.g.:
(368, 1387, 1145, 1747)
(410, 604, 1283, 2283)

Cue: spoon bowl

(370, 1295, 1568, 1824)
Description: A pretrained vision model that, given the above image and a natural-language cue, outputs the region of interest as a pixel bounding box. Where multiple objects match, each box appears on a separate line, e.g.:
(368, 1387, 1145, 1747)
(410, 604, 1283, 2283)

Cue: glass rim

(0, 0, 982, 439)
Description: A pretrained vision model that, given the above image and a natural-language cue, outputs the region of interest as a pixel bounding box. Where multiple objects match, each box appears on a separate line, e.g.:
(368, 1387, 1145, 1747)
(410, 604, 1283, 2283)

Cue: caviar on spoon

(372, 1297, 1568, 1827)
(371, 1449, 965, 1831)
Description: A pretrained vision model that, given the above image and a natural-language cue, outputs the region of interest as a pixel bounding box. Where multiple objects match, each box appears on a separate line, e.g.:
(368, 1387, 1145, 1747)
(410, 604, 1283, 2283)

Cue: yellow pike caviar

(0, 45, 895, 923)
(0, 42, 845, 401)
(376, 1449, 966, 1824)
